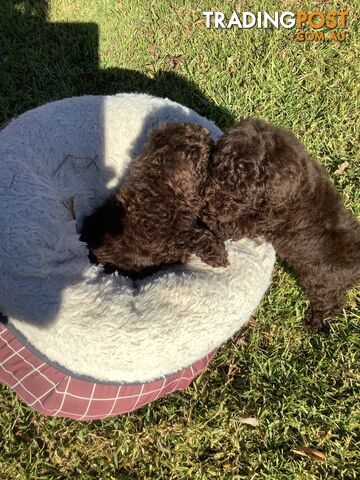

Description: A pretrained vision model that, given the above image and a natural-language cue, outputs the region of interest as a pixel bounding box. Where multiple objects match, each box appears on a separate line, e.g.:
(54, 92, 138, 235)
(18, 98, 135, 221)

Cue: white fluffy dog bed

(0, 94, 275, 384)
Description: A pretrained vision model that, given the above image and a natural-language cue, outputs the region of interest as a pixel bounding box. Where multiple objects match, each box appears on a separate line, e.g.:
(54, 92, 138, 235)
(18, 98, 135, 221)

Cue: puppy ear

(205, 124, 267, 221)
(182, 223, 229, 267)
(145, 122, 213, 168)
(146, 122, 214, 200)
(262, 129, 312, 211)
(204, 183, 255, 223)
(227, 118, 313, 212)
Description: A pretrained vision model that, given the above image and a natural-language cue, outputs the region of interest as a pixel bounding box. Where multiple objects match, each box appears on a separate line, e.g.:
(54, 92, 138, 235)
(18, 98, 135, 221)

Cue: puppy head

(141, 122, 214, 193)
(82, 122, 214, 273)
(145, 122, 213, 156)
(204, 118, 313, 223)
(81, 201, 167, 272)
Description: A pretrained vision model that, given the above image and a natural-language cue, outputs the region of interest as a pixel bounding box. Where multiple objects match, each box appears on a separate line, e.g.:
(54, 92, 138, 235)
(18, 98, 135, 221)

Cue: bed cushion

(0, 94, 275, 387)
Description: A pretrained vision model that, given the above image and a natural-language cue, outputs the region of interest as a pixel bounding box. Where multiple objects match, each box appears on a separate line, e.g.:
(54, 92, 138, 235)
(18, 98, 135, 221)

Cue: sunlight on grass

(0, 1, 359, 479)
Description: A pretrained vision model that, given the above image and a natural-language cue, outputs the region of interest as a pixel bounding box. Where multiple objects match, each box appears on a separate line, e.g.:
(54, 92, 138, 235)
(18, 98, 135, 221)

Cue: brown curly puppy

(201, 118, 360, 330)
(80, 122, 229, 278)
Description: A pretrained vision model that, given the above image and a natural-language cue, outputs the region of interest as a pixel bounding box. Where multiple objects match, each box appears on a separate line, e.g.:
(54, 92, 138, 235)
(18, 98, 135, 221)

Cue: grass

(0, 0, 359, 478)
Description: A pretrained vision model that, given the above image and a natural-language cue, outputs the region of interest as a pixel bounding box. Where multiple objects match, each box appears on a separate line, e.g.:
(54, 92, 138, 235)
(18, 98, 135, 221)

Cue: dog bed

(0, 94, 275, 419)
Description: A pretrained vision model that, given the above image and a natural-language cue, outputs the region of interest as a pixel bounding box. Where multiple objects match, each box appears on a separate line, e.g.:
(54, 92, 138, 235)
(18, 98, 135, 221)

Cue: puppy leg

(300, 274, 347, 330)
(304, 304, 343, 331)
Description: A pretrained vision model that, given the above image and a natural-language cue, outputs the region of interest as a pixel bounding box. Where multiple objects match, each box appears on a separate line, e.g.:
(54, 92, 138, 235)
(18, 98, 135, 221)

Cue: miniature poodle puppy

(201, 118, 360, 330)
(80, 122, 229, 278)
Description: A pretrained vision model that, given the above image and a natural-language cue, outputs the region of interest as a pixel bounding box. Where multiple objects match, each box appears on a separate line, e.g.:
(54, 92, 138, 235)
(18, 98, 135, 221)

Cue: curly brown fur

(201, 118, 360, 330)
(80, 122, 228, 279)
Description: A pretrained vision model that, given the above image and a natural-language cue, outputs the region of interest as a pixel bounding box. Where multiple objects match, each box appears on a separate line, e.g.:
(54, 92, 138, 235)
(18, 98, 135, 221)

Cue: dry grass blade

(52, 154, 99, 177)
(164, 54, 184, 70)
(292, 446, 326, 462)
(148, 45, 159, 60)
(61, 196, 76, 220)
(334, 161, 349, 175)
(235, 3, 243, 14)
(238, 417, 260, 427)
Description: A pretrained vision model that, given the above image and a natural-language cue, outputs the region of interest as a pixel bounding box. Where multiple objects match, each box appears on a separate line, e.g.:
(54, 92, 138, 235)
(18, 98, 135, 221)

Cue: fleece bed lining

(0, 94, 275, 384)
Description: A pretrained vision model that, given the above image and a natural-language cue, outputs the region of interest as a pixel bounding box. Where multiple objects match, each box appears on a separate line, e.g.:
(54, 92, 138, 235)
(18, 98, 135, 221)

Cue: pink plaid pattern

(0, 323, 216, 420)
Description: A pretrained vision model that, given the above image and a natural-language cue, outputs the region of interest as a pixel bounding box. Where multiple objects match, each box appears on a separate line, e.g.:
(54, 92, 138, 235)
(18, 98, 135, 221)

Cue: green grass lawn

(0, 1, 359, 478)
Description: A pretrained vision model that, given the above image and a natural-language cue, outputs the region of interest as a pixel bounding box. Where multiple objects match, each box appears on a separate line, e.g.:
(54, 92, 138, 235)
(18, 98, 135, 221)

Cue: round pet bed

(0, 94, 275, 419)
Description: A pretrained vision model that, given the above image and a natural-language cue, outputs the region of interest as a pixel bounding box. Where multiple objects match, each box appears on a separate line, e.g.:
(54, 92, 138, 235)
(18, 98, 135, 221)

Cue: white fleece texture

(0, 94, 275, 383)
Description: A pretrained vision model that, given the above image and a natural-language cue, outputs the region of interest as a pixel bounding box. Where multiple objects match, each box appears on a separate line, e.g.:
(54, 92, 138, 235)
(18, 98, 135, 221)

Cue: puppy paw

(304, 308, 331, 332)
(196, 242, 229, 268)
(204, 252, 229, 268)
(187, 226, 229, 268)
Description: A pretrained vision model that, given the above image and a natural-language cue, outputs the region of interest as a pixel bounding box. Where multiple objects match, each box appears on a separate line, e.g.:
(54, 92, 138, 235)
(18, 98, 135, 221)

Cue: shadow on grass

(0, 0, 234, 128)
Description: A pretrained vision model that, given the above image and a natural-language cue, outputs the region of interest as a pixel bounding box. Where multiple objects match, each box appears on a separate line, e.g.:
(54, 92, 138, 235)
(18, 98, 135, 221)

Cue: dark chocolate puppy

(202, 118, 360, 330)
(81, 122, 228, 278)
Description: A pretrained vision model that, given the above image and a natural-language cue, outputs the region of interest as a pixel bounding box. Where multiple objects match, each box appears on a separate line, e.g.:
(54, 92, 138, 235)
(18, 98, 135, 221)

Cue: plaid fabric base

(0, 324, 216, 420)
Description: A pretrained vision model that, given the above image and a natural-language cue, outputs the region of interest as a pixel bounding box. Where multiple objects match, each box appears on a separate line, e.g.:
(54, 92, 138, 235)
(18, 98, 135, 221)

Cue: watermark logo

(202, 11, 349, 41)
